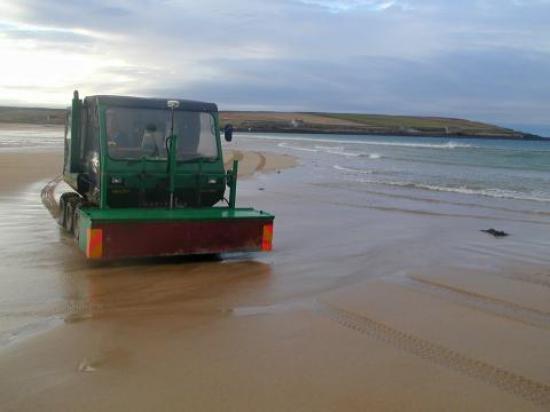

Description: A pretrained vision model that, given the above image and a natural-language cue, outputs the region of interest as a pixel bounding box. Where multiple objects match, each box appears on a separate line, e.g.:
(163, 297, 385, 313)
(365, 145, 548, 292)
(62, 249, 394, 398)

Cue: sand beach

(0, 125, 549, 411)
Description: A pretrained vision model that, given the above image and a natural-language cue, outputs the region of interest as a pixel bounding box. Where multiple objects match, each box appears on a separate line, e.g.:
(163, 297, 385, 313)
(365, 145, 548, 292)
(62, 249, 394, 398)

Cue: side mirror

(224, 124, 234, 142)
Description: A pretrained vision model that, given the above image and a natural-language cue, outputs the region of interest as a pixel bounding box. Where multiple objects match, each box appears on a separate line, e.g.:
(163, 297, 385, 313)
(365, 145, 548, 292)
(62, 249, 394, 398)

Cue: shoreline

(230, 128, 547, 141)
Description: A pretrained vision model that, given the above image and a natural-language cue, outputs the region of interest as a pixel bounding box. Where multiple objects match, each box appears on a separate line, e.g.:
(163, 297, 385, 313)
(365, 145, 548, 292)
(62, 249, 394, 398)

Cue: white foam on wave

(315, 144, 362, 157)
(325, 149, 362, 157)
(279, 142, 362, 157)
(364, 140, 472, 149)
(252, 134, 473, 150)
(358, 178, 550, 203)
(334, 165, 372, 174)
(280, 142, 383, 159)
(277, 142, 318, 152)
(314, 144, 343, 151)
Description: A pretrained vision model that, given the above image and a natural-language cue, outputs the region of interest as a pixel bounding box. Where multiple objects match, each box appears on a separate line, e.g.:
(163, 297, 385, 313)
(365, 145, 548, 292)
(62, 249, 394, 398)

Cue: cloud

(146, 47, 550, 124)
(296, 0, 404, 13)
(0, 0, 549, 131)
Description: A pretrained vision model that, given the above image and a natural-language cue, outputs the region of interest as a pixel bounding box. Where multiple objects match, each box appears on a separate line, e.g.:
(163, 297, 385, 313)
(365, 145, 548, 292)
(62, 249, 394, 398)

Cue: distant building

(290, 119, 305, 128)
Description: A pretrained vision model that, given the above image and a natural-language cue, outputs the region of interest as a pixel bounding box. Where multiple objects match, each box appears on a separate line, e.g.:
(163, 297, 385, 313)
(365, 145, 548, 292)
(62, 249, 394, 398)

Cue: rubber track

(40, 175, 62, 219)
(317, 302, 550, 408)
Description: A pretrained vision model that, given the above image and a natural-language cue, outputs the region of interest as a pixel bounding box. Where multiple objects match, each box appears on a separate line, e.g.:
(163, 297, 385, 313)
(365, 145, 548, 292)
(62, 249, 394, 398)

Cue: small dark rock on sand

(481, 228, 509, 238)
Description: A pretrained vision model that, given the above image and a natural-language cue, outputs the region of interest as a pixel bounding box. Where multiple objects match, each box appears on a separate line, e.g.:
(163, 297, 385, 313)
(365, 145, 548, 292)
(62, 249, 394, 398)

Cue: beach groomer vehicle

(58, 91, 273, 260)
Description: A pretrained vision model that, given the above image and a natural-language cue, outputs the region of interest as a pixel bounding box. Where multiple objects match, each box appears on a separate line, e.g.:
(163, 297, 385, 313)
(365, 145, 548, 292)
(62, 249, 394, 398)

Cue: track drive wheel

(58, 195, 67, 227)
(59, 193, 81, 235)
(72, 207, 80, 240)
(65, 201, 75, 233)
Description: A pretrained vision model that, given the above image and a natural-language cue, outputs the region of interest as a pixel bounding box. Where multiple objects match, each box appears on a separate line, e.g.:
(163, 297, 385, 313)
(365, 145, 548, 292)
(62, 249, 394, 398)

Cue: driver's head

(145, 123, 157, 133)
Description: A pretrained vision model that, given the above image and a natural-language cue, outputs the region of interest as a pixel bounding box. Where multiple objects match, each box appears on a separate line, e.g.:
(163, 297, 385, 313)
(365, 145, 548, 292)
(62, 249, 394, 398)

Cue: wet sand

(1, 141, 549, 410)
(224, 149, 297, 177)
(0, 151, 61, 194)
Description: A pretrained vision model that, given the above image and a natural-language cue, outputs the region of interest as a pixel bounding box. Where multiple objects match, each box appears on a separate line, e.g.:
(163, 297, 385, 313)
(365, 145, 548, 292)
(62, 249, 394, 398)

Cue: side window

(85, 104, 99, 156)
(80, 105, 87, 163)
(64, 110, 72, 173)
(196, 113, 217, 158)
(174, 112, 218, 160)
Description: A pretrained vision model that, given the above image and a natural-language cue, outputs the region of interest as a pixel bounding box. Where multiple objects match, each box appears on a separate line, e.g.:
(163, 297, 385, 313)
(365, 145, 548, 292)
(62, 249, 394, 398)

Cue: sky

(0, 0, 549, 135)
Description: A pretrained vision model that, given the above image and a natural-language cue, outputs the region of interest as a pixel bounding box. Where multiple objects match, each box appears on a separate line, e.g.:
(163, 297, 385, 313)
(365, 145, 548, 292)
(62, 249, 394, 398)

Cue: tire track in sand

(224, 150, 267, 174)
(254, 152, 266, 172)
(317, 302, 550, 408)
(224, 150, 243, 168)
(397, 275, 550, 330)
(503, 272, 550, 290)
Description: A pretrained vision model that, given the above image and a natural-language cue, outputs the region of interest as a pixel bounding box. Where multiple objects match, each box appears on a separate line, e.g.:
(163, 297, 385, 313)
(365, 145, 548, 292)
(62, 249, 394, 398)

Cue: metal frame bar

(98, 105, 109, 209)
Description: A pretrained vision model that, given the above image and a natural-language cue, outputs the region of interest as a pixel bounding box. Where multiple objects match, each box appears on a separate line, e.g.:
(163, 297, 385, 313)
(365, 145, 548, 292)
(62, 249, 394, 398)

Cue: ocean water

(231, 133, 550, 206)
(0, 125, 64, 151)
(1, 125, 549, 207)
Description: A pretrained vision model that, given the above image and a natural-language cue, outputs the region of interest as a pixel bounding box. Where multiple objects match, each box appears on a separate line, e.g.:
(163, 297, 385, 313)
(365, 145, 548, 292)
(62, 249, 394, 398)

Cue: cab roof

(84, 95, 218, 112)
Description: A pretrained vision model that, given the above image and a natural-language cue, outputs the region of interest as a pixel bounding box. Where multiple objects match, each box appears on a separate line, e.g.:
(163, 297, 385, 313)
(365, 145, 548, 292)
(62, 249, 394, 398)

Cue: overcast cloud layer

(0, 0, 549, 134)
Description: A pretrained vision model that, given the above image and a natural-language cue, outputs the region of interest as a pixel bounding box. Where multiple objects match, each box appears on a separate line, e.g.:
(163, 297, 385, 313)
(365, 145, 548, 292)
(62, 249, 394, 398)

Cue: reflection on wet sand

(66, 258, 273, 321)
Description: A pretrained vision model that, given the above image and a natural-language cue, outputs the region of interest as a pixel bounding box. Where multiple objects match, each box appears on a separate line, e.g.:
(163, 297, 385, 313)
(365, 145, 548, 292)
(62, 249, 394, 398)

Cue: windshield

(105, 107, 218, 161)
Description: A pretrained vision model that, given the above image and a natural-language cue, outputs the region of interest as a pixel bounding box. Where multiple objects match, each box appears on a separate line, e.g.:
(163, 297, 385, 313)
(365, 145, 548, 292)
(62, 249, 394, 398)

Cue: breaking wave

(358, 178, 550, 203)
(277, 142, 317, 152)
(263, 135, 473, 149)
(333, 165, 372, 174)
(278, 142, 362, 157)
(278, 142, 383, 159)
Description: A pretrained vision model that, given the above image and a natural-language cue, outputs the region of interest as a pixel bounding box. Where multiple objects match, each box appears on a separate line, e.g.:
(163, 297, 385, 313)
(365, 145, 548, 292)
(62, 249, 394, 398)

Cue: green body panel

(79, 207, 273, 223)
(69, 92, 81, 173)
(98, 106, 109, 208)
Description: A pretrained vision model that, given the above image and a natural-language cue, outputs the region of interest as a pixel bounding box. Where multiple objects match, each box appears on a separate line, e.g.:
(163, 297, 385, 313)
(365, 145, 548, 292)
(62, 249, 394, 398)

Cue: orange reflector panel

(86, 228, 103, 259)
(262, 223, 273, 251)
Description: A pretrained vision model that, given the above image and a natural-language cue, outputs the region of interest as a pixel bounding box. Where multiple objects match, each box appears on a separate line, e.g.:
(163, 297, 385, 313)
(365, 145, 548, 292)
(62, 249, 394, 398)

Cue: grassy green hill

(220, 111, 533, 139)
(0, 106, 537, 139)
(0, 106, 65, 125)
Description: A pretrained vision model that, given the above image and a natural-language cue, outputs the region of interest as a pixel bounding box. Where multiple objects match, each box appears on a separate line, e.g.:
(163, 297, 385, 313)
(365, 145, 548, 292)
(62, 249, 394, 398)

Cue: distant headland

(0, 106, 543, 140)
(220, 112, 543, 140)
